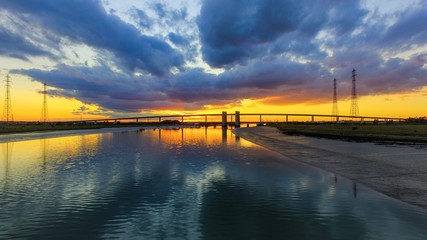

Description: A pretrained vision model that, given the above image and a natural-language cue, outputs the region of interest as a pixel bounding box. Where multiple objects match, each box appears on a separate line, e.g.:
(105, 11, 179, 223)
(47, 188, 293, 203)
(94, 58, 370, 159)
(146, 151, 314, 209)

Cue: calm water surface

(1, 127, 427, 239)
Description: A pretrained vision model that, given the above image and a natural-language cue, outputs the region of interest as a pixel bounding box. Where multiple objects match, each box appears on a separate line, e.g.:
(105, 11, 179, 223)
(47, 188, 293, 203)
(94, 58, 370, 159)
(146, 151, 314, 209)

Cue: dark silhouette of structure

(332, 78, 338, 121)
(41, 82, 49, 122)
(2, 74, 13, 122)
(350, 69, 359, 117)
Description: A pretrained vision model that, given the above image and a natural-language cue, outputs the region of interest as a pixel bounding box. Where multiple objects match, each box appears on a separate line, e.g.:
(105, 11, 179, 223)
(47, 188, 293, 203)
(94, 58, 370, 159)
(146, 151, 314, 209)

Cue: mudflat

(233, 126, 427, 209)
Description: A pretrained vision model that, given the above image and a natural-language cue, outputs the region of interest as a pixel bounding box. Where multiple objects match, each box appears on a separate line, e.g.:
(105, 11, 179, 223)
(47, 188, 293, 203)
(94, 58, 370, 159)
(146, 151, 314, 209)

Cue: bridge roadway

(72, 112, 406, 126)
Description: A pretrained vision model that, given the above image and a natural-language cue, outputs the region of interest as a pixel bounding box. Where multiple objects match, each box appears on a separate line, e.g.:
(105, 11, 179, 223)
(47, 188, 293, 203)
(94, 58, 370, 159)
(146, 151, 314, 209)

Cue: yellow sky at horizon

(1, 73, 426, 122)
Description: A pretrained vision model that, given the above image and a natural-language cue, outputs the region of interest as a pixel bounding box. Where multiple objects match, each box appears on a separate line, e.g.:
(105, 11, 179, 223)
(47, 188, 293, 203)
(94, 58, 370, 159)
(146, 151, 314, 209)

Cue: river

(1, 127, 427, 239)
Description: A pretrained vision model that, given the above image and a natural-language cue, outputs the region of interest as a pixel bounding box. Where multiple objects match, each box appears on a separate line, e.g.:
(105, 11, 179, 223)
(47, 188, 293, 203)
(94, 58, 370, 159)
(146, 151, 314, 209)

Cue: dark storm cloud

(197, 0, 368, 67)
(197, 0, 305, 67)
(13, 56, 330, 111)
(13, 65, 171, 111)
(0, 0, 183, 76)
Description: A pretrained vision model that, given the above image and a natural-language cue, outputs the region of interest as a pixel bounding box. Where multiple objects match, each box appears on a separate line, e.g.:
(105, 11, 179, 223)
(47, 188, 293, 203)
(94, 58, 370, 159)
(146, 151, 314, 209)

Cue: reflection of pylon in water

(350, 69, 359, 117)
(2, 74, 13, 122)
(3, 142, 12, 184)
(41, 139, 48, 167)
(41, 82, 49, 123)
(332, 78, 338, 121)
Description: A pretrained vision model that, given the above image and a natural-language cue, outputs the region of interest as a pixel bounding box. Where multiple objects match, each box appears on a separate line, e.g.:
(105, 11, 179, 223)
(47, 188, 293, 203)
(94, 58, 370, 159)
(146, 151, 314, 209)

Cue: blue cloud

(197, 0, 369, 68)
(197, 0, 305, 67)
(381, 3, 427, 50)
(4, 0, 427, 113)
(131, 8, 153, 29)
(168, 33, 188, 46)
(0, 0, 184, 76)
(0, 27, 51, 61)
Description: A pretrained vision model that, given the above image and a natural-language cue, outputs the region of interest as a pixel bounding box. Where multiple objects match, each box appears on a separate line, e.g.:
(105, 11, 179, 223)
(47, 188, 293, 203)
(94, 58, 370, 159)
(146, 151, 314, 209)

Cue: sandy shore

(233, 126, 427, 209)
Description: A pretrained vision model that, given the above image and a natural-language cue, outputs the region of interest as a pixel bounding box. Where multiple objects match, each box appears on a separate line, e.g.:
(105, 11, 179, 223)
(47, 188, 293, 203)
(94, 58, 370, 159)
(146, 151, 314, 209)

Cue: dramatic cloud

(381, 3, 427, 50)
(0, 0, 184, 76)
(197, 0, 368, 67)
(0, 27, 51, 61)
(2, 0, 427, 114)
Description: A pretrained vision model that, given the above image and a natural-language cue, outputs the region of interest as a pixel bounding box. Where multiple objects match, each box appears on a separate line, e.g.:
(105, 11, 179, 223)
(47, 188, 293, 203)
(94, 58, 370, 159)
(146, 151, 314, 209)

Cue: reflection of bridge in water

(78, 112, 406, 127)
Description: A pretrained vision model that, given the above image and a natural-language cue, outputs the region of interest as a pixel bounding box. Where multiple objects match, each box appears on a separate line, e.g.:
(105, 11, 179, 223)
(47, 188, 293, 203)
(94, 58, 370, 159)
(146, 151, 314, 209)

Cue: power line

(2, 74, 13, 122)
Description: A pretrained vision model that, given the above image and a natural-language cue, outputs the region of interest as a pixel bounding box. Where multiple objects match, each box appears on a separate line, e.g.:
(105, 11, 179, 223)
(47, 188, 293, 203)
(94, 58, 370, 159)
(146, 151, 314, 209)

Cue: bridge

(75, 111, 406, 127)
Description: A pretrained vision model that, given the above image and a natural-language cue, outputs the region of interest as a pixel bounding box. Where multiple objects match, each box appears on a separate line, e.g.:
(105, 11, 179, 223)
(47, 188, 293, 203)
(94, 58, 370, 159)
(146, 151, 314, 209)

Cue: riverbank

(0, 122, 190, 135)
(233, 126, 427, 209)
(0, 123, 138, 134)
(271, 123, 427, 144)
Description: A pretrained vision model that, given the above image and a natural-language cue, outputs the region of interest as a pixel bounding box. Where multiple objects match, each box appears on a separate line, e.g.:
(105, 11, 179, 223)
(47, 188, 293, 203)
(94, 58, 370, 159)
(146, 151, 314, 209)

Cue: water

(1, 127, 427, 239)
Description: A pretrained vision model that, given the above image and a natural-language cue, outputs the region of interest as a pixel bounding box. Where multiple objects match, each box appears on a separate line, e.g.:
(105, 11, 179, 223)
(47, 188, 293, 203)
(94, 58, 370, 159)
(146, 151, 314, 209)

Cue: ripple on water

(1, 128, 427, 239)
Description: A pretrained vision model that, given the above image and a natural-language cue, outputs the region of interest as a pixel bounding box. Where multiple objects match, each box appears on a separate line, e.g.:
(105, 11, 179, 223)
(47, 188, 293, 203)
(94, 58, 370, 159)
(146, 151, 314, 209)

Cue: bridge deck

(70, 112, 406, 125)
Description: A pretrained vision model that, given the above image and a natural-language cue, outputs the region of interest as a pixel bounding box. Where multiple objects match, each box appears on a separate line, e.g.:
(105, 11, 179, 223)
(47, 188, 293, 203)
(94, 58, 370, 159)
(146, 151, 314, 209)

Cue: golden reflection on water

(0, 127, 256, 186)
(2, 127, 427, 240)
(0, 133, 102, 183)
(143, 127, 257, 148)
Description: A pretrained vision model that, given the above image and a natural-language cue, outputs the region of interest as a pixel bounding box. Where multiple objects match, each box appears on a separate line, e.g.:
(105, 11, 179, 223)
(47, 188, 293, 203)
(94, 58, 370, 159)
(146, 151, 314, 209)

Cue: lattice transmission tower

(41, 82, 49, 123)
(350, 68, 359, 117)
(332, 78, 338, 121)
(2, 74, 13, 122)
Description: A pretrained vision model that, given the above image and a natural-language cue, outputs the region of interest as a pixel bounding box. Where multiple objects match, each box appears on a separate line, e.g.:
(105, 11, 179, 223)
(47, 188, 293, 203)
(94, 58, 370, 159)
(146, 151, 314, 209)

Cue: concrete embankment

(233, 126, 427, 209)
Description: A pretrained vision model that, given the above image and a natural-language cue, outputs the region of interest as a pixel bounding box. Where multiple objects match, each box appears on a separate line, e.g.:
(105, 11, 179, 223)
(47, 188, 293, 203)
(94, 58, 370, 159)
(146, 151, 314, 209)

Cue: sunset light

(0, 0, 426, 120)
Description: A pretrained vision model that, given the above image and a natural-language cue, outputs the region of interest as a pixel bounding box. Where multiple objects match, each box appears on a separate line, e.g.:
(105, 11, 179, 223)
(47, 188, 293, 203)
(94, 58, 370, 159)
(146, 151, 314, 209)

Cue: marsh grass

(272, 123, 427, 143)
(0, 123, 138, 134)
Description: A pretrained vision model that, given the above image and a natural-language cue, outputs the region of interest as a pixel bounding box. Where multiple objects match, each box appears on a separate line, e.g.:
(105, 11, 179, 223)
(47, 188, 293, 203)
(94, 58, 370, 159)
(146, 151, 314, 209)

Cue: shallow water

(1, 128, 427, 239)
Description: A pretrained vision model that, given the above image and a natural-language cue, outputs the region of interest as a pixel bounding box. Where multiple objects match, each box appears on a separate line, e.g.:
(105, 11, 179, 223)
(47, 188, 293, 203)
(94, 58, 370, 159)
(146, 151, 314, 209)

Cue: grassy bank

(0, 123, 138, 134)
(0, 122, 172, 135)
(269, 123, 427, 143)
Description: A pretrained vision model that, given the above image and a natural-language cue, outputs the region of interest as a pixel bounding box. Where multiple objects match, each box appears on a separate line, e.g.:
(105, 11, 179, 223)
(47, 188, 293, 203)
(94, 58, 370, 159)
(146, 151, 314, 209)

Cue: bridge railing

(70, 111, 406, 127)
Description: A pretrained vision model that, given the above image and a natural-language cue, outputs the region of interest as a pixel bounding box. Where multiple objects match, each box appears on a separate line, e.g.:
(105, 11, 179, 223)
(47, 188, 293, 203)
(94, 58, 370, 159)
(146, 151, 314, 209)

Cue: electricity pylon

(2, 74, 13, 122)
(350, 69, 359, 117)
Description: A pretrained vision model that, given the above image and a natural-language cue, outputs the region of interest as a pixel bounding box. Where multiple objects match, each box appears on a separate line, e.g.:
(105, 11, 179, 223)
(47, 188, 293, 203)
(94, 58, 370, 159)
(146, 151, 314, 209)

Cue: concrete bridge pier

(235, 111, 240, 128)
(222, 111, 227, 128)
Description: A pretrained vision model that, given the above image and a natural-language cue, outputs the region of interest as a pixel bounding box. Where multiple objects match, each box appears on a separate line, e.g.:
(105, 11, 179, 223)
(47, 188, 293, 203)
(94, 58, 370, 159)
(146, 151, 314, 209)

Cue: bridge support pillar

(222, 111, 227, 128)
(312, 116, 314, 123)
(159, 117, 161, 123)
(235, 111, 240, 128)
(286, 115, 288, 123)
(259, 115, 262, 123)
(181, 116, 184, 123)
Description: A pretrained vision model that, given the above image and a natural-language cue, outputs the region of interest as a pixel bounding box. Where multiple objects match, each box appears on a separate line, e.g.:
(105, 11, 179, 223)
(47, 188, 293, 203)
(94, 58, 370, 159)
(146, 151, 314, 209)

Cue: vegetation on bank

(0, 123, 131, 134)
(0, 120, 184, 134)
(269, 122, 427, 143)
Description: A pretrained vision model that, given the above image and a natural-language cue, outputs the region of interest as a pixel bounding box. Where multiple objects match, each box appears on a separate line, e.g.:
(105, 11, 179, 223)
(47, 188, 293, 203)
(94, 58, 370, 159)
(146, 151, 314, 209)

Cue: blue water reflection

(1, 127, 427, 239)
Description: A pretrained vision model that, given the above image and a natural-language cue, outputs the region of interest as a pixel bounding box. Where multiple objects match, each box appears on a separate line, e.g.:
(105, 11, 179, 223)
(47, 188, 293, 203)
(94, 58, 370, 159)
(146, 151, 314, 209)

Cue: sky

(0, 0, 426, 121)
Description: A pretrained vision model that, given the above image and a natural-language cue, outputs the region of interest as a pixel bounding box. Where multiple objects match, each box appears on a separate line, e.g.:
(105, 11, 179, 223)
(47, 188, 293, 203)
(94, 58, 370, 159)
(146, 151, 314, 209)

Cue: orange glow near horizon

(2, 74, 426, 121)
